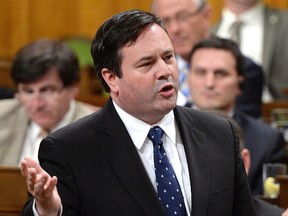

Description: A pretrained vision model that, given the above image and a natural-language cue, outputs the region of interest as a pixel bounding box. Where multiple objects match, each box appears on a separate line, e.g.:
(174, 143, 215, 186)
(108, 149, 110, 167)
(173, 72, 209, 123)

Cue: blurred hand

(21, 157, 61, 216)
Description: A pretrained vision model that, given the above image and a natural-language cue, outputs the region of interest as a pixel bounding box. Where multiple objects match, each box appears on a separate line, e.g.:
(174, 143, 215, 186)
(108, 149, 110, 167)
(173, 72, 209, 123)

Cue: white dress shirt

(176, 54, 191, 106)
(113, 101, 192, 215)
(217, 2, 264, 66)
(217, 3, 272, 102)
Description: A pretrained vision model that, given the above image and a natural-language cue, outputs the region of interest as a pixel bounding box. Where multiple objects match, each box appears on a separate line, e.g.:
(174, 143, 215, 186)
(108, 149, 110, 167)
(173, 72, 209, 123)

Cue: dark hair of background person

(91, 9, 168, 92)
(188, 36, 246, 88)
(11, 39, 80, 87)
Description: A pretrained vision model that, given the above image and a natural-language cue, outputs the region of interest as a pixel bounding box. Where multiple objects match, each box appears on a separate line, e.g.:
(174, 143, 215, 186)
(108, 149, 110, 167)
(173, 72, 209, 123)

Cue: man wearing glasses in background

(153, 0, 264, 119)
(0, 39, 100, 167)
(152, 0, 211, 106)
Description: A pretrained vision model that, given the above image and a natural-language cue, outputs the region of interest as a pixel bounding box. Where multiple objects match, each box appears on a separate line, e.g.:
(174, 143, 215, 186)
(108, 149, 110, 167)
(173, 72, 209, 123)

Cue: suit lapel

(174, 107, 209, 216)
(97, 99, 165, 215)
(263, 7, 280, 75)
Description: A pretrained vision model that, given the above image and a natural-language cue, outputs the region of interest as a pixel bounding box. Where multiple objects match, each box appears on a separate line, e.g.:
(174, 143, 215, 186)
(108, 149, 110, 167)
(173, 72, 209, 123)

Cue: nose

(156, 60, 173, 80)
(205, 73, 215, 88)
(29, 95, 46, 111)
(167, 20, 181, 35)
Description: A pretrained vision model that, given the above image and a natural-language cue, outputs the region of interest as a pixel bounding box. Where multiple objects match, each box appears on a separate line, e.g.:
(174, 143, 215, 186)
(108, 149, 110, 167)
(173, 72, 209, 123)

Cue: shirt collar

(113, 100, 176, 150)
(222, 2, 264, 26)
(176, 54, 189, 71)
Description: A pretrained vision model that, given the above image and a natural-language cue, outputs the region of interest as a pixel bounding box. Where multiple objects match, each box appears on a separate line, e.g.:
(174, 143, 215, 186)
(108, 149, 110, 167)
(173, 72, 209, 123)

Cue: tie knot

(148, 126, 164, 146)
(39, 128, 49, 138)
(230, 20, 243, 45)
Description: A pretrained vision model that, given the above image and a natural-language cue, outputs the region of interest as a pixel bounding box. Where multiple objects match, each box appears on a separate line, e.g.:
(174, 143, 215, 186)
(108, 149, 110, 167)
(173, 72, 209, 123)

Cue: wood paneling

(0, 0, 287, 59)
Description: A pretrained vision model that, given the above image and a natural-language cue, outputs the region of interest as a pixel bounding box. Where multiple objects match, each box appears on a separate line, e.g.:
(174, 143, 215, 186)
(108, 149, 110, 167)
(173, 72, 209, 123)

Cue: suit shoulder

(0, 98, 24, 119)
(175, 106, 232, 129)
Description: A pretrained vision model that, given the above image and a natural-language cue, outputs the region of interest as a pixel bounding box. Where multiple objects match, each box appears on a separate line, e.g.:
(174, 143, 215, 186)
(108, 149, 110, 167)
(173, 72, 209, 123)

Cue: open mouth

(161, 84, 173, 92)
(159, 84, 175, 97)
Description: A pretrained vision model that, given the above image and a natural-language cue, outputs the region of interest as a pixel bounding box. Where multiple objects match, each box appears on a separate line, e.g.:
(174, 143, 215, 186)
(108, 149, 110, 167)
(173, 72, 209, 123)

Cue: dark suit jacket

(262, 7, 288, 98)
(234, 111, 285, 195)
(22, 98, 256, 216)
(212, 5, 288, 99)
(235, 57, 263, 118)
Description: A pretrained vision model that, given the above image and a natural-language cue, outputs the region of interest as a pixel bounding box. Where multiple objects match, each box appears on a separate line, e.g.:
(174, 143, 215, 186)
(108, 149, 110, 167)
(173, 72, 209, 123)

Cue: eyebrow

(136, 48, 174, 63)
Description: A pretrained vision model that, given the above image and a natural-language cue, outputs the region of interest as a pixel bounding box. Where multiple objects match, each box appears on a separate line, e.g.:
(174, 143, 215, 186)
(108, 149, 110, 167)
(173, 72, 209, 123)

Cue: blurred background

(0, 0, 287, 59)
(0, 0, 287, 106)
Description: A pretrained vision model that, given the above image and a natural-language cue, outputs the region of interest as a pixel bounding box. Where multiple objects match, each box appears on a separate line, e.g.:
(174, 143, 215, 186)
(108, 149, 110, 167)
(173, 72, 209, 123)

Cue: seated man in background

(153, 0, 263, 118)
(187, 36, 285, 195)
(0, 39, 100, 167)
(211, 110, 286, 216)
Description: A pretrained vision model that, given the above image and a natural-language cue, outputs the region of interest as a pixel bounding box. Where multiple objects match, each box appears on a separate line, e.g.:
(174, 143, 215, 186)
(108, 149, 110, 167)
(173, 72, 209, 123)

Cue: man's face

(17, 67, 78, 130)
(154, 0, 211, 61)
(188, 48, 243, 112)
(106, 24, 178, 125)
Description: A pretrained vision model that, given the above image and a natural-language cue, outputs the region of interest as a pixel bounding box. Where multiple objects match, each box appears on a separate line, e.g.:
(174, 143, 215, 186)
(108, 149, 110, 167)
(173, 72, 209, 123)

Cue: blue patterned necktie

(179, 63, 191, 99)
(148, 126, 187, 216)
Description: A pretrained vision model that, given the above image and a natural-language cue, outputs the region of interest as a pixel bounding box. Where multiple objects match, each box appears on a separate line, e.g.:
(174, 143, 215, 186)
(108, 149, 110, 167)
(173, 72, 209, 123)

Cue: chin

(161, 100, 177, 112)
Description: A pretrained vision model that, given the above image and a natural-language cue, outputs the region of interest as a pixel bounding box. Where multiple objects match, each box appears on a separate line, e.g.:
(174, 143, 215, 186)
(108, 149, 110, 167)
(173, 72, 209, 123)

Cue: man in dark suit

(153, 0, 263, 118)
(212, 0, 288, 101)
(211, 111, 286, 216)
(187, 36, 285, 195)
(21, 10, 256, 215)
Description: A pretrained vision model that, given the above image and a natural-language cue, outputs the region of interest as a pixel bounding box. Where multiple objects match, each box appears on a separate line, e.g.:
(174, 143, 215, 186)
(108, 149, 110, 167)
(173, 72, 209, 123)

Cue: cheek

(189, 78, 201, 90)
(223, 83, 240, 98)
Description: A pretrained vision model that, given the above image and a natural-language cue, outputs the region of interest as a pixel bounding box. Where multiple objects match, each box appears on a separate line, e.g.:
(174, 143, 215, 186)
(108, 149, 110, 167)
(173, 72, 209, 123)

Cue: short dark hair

(91, 9, 168, 92)
(189, 36, 245, 77)
(11, 39, 80, 87)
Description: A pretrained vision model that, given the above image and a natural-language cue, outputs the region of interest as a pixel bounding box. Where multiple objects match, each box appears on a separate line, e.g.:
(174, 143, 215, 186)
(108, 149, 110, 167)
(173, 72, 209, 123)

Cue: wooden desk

(277, 175, 288, 209)
(262, 101, 288, 124)
(259, 175, 288, 209)
(0, 167, 28, 216)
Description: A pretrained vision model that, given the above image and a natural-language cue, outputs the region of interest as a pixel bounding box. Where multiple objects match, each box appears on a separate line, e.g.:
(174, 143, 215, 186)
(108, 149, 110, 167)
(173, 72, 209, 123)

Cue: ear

(69, 82, 80, 98)
(241, 148, 251, 174)
(202, 3, 212, 20)
(237, 75, 245, 93)
(101, 68, 119, 94)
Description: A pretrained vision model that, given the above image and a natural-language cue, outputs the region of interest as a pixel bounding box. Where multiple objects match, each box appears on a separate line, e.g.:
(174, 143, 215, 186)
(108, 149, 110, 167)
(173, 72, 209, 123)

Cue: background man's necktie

(39, 128, 49, 139)
(230, 20, 243, 46)
(148, 126, 187, 216)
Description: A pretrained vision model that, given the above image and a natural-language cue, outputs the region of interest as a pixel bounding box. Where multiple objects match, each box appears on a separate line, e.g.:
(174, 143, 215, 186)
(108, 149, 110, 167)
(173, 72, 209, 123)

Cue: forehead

(155, 0, 198, 16)
(121, 24, 173, 57)
(191, 48, 237, 69)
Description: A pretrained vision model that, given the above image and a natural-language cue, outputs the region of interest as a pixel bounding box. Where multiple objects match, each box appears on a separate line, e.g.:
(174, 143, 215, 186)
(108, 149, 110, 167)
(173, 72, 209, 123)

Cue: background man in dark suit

(187, 36, 285, 195)
(212, 0, 288, 101)
(21, 10, 256, 216)
(211, 110, 286, 216)
(153, 0, 263, 118)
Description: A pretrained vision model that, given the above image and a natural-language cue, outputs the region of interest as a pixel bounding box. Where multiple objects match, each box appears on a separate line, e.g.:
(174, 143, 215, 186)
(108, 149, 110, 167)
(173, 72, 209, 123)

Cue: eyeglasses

(18, 86, 66, 101)
(161, 2, 206, 27)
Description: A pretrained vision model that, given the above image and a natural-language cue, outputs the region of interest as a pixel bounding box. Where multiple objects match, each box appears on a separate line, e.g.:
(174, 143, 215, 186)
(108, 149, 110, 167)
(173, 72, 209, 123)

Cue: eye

(139, 61, 152, 68)
(163, 53, 175, 63)
(215, 70, 229, 78)
(192, 68, 206, 76)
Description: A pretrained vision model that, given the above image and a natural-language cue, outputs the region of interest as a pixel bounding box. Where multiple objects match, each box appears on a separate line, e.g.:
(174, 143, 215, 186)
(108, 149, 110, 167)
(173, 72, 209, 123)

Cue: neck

(225, 0, 258, 16)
